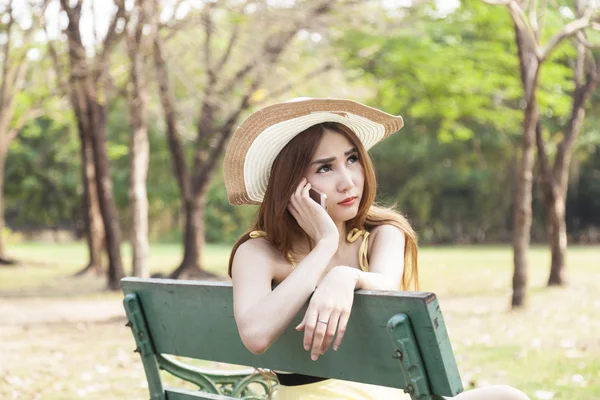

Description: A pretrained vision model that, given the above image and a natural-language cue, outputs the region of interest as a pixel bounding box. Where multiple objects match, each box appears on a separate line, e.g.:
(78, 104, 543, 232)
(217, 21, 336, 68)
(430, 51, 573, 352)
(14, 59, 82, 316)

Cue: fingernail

(311, 354, 318, 361)
(333, 345, 338, 351)
(304, 344, 310, 351)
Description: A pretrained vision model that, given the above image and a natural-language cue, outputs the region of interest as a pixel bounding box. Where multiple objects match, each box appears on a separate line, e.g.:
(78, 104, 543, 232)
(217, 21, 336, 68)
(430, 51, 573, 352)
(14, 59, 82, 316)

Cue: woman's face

(304, 129, 365, 223)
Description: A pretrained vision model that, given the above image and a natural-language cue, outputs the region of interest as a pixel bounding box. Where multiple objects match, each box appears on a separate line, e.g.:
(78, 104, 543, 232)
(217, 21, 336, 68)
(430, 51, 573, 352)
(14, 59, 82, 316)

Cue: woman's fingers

(310, 313, 330, 361)
(320, 311, 341, 353)
(332, 310, 350, 351)
(302, 309, 319, 352)
(287, 203, 300, 221)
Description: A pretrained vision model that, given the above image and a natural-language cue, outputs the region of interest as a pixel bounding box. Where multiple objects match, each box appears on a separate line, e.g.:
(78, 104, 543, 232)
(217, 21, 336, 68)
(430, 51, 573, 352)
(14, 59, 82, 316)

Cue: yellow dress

(248, 229, 410, 400)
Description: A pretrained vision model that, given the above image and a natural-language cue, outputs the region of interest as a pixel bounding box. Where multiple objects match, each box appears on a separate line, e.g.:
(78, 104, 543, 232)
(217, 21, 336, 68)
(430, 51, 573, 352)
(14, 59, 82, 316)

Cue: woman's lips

(338, 196, 357, 206)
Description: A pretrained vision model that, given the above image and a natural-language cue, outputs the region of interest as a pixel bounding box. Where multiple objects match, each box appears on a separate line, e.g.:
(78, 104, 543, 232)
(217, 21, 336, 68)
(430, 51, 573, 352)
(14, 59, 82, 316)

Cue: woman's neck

(335, 220, 348, 248)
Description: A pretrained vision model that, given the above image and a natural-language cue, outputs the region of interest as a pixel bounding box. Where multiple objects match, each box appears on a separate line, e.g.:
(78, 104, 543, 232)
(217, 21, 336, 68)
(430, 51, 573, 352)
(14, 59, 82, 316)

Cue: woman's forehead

(313, 130, 353, 155)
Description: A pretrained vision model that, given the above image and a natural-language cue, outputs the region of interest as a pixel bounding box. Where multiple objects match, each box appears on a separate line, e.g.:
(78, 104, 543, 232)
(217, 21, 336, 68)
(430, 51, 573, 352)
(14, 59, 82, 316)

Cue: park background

(0, 0, 599, 399)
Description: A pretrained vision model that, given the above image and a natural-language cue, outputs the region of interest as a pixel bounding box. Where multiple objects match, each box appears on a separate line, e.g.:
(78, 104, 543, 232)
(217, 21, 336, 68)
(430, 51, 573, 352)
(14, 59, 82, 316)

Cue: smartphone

(309, 187, 328, 210)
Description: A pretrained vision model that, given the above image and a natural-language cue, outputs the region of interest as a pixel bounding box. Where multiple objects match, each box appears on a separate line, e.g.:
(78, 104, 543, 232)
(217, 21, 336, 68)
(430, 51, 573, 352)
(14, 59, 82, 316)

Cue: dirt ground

(0, 292, 151, 400)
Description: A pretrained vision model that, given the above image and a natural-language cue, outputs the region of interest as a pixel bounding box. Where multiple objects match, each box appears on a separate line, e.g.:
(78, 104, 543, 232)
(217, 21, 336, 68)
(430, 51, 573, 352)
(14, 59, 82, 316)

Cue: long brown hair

(228, 122, 419, 290)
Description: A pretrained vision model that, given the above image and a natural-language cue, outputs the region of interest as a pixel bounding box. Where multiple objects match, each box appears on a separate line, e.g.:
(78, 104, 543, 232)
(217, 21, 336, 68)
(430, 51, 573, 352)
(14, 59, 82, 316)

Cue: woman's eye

(348, 154, 359, 164)
(317, 164, 332, 173)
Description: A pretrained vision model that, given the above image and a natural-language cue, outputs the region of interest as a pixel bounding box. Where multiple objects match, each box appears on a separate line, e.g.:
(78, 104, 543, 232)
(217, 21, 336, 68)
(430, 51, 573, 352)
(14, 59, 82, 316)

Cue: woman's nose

(337, 168, 355, 192)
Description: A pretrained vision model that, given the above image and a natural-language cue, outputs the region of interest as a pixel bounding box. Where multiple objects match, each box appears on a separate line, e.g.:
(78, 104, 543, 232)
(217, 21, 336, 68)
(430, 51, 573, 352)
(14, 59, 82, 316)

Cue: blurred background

(0, 0, 599, 399)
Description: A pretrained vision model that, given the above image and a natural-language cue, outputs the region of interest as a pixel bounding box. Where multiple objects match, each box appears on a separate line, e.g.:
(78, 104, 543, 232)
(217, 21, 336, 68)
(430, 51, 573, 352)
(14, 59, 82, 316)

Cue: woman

(224, 98, 529, 400)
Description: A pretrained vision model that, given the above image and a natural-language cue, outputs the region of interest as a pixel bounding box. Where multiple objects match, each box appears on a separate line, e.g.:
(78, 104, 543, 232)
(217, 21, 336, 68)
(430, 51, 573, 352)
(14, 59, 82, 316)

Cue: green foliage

(205, 170, 258, 244)
(3, 0, 600, 245)
(5, 117, 81, 229)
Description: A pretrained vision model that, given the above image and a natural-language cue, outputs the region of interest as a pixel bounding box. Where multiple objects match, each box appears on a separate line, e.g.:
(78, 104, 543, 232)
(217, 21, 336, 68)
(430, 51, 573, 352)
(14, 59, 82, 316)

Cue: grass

(0, 242, 599, 399)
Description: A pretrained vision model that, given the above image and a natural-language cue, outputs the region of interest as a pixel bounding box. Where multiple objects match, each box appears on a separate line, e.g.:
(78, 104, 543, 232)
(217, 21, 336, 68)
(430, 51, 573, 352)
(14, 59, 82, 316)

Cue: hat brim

(224, 98, 403, 205)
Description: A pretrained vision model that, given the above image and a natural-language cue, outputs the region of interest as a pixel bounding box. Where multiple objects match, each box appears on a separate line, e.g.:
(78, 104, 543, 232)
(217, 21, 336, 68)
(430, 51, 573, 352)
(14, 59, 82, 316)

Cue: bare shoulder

(234, 237, 277, 265)
(369, 224, 406, 241)
(368, 224, 406, 253)
(231, 236, 282, 278)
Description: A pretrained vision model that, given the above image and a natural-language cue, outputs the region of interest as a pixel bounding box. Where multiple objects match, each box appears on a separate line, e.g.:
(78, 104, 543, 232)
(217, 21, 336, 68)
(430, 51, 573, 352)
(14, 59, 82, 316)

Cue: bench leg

(124, 293, 166, 400)
(388, 313, 443, 400)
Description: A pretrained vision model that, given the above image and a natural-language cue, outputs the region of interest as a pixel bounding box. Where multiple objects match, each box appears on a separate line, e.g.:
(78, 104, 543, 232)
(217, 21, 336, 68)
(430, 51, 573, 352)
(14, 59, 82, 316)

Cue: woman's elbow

(242, 337, 270, 355)
(237, 320, 272, 355)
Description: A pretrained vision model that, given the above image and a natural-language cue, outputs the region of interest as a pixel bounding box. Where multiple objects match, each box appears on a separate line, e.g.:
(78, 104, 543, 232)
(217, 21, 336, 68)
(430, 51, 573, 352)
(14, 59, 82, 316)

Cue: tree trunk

(0, 141, 13, 265)
(538, 31, 599, 285)
(546, 199, 567, 286)
(511, 24, 540, 308)
(511, 102, 537, 308)
(87, 93, 126, 289)
(152, 30, 214, 279)
(74, 126, 105, 276)
(169, 188, 216, 279)
(62, 0, 125, 290)
(127, 4, 150, 278)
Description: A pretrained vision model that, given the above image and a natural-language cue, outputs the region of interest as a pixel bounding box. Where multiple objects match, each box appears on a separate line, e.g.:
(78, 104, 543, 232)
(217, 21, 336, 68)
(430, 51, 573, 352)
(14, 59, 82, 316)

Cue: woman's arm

(231, 237, 337, 355)
(355, 224, 406, 290)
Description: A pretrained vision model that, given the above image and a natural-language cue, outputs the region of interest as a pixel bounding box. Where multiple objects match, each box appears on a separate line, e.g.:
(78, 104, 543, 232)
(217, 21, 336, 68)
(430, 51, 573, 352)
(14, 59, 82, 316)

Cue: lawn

(0, 242, 598, 399)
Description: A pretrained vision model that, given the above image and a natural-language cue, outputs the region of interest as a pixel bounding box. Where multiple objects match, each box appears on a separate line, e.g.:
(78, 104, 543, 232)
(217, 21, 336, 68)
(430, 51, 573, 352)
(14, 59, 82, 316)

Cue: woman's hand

(287, 178, 339, 246)
(295, 266, 360, 361)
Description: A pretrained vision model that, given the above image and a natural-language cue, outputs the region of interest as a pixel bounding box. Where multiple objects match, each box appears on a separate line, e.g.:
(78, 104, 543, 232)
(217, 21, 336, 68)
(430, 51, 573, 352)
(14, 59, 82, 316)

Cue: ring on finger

(317, 319, 328, 325)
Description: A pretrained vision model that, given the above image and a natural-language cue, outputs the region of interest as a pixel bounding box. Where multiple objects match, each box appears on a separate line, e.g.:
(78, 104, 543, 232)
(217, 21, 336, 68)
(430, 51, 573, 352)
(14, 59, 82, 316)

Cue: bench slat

(165, 387, 237, 400)
(122, 278, 462, 397)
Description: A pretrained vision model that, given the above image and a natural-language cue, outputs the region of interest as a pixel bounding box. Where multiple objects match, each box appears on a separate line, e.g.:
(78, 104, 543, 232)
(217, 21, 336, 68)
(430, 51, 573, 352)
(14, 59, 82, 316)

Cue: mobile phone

(309, 187, 328, 210)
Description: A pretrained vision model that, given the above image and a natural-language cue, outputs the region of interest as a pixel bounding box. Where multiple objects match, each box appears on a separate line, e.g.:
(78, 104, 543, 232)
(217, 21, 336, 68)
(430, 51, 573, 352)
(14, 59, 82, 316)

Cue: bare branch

(528, 0, 539, 40)
(202, 4, 216, 87)
(95, 0, 129, 73)
(215, 22, 240, 73)
(218, 0, 336, 97)
(159, 0, 186, 28)
(7, 107, 45, 142)
(485, 0, 543, 58)
(482, 0, 511, 5)
(506, 1, 543, 59)
(575, 30, 585, 88)
(538, 0, 547, 38)
(540, 7, 592, 61)
(60, 0, 82, 20)
(0, 1, 15, 112)
(43, 18, 70, 94)
(259, 63, 335, 105)
(193, 77, 262, 195)
(576, 30, 600, 49)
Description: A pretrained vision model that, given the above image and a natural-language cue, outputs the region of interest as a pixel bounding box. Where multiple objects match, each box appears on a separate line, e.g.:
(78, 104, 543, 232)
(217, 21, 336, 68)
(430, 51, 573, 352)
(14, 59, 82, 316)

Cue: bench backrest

(121, 277, 462, 399)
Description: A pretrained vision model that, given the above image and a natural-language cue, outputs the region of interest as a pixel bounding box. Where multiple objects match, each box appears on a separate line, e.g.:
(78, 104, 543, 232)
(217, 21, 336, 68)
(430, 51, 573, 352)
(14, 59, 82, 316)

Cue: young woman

(223, 98, 529, 400)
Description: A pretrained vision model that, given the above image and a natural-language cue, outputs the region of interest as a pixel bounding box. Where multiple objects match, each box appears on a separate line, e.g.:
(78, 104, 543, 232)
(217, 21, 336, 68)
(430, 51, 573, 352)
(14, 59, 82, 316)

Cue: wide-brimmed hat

(223, 98, 404, 205)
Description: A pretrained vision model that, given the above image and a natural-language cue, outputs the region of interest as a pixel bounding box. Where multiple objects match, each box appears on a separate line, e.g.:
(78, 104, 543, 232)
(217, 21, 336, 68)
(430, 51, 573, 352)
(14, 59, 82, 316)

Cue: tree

(151, 0, 342, 278)
(536, 2, 600, 286)
(59, 0, 128, 289)
(126, 0, 152, 278)
(0, 0, 49, 264)
(484, 0, 599, 307)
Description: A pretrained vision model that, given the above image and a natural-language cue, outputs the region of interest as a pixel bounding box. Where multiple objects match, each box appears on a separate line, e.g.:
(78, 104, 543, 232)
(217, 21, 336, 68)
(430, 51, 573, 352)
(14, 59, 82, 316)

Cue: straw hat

(223, 98, 404, 205)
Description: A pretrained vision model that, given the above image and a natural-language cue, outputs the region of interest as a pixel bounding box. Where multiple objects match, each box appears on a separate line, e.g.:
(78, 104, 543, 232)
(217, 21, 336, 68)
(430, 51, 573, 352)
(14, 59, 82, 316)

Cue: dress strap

(249, 230, 268, 238)
(248, 230, 296, 268)
(347, 228, 369, 272)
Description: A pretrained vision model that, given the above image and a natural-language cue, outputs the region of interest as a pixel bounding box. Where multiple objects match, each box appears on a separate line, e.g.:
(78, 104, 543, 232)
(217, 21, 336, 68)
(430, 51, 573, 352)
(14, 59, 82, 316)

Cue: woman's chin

(330, 205, 359, 222)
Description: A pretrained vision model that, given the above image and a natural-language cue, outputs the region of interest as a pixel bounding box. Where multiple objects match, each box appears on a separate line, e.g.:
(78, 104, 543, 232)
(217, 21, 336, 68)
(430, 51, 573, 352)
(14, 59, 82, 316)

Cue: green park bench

(121, 277, 463, 400)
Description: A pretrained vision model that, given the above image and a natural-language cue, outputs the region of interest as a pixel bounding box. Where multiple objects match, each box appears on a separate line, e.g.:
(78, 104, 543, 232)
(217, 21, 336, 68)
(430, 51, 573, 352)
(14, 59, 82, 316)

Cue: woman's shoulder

(233, 234, 288, 269)
(367, 224, 406, 246)
(236, 235, 277, 258)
